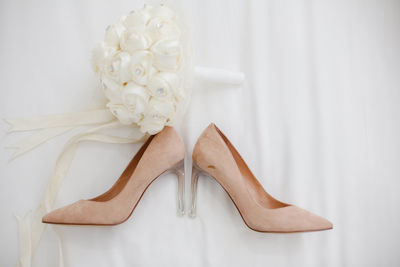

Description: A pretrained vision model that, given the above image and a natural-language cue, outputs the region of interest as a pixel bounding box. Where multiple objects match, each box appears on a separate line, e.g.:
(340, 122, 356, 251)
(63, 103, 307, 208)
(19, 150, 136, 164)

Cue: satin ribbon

(5, 109, 116, 161)
(6, 109, 146, 267)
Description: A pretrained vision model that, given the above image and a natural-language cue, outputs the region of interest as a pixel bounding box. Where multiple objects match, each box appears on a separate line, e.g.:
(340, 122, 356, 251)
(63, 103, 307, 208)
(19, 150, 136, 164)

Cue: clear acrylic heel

(189, 163, 204, 218)
(171, 160, 185, 216)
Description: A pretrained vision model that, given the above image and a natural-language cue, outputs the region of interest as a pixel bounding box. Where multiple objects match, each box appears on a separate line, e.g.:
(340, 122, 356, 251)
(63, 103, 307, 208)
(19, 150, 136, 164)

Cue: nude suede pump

(190, 123, 332, 233)
(42, 126, 185, 225)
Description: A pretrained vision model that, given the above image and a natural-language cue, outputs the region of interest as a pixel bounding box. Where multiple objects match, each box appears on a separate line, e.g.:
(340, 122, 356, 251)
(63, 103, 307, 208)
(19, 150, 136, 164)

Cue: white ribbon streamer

(5, 109, 114, 132)
(16, 211, 32, 267)
(6, 109, 146, 267)
(6, 127, 73, 161)
(5, 109, 117, 161)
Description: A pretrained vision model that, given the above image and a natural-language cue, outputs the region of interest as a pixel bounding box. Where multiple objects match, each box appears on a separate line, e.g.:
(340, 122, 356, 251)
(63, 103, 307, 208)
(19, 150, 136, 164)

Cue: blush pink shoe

(42, 126, 185, 225)
(189, 123, 332, 233)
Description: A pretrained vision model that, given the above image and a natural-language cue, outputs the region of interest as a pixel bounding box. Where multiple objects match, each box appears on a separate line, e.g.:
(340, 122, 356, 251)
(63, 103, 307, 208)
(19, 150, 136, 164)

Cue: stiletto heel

(192, 123, 332, 233)
(188, 163, 203, 218)
(171, 160, 185, 216)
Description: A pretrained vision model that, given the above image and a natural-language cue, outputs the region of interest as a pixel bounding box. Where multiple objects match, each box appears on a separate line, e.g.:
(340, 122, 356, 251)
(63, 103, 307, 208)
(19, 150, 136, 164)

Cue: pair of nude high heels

(43, 123, 332, 233)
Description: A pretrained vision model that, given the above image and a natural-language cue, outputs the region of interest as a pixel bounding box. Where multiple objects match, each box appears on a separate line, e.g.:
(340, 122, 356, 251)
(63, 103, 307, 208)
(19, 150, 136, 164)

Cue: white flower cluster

(92, 5, 185, 135)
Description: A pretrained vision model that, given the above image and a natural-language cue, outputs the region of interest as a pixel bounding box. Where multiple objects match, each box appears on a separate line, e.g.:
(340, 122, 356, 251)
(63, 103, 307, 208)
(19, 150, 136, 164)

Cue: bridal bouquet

(93, 4, 187, 134)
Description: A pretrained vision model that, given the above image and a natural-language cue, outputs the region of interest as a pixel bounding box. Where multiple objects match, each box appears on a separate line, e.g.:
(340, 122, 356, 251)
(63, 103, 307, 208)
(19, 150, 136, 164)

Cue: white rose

(91, 43, 116, 74)
(104, 51, 132, 83)
(106, 102, 132, 125)
(104, 23, 125, 47)
(147, 72, 182, 100)
(139, 98, 176, 134)
(101, 76, 121, 103)
(125, 5, 178, 40)
(124, 7, 151, 32)
(146, 17, 180, 42)
(151, 39, 182, 71)
(121, 82, 150, 123)
(145, 5, 180, 42)
(120, 30, 152, 53)
(130, 50, 154, 85)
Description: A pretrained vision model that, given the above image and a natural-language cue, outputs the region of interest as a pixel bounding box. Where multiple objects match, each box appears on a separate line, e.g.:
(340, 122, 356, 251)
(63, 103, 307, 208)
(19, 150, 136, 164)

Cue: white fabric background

(1, 0, 400, 266)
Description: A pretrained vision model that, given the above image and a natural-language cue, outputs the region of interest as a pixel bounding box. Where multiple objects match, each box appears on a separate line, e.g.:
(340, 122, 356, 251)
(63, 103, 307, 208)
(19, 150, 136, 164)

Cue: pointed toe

(42, 210, 63, 224)
(290, 206, 333, 232)
(316, 216, 333, 231)
(42, 200, 97, 225)
(246, 205, 332, 233)
(42, 202, 80, 224)
(42, 212, 54, 223)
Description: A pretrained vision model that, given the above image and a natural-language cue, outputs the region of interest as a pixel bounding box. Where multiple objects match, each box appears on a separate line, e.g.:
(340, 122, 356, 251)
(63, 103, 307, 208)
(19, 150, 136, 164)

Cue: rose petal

(120, 31, 152, 52)
(106, 102, 132, 124)
(151, 39, 182, 71)
(130, 50, 153, 85)
(104, 23, 125, 47)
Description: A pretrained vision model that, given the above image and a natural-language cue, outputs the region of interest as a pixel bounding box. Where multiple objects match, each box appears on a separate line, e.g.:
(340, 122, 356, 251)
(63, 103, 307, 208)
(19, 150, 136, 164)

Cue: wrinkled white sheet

(1, 0, 400, 266)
